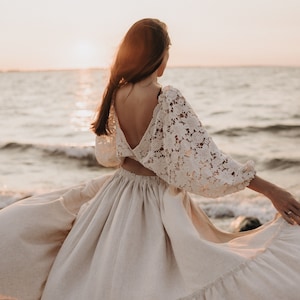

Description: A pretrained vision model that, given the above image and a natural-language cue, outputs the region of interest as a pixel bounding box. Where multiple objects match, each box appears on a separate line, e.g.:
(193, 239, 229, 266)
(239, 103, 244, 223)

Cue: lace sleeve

(94, 107, 122, 168)
(136, 86, 256, 197)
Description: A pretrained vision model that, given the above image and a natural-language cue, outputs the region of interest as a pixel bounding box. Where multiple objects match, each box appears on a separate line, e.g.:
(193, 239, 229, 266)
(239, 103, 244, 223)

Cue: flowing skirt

(0, 168, 299, 300)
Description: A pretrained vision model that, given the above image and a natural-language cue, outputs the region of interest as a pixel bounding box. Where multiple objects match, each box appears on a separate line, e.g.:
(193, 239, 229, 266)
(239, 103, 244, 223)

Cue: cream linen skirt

(0, 168, 299, 300)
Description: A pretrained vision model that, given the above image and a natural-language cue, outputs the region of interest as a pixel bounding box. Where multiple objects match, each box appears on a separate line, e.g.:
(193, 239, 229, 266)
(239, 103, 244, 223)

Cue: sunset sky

(1, 0, 300, 70)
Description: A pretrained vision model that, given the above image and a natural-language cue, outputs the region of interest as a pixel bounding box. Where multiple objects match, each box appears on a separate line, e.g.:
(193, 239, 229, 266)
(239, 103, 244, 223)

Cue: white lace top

(95, 86, 256, 197)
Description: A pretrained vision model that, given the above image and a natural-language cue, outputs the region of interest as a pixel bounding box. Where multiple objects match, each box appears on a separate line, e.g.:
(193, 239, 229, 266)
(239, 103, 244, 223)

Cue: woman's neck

(137, 73, 158, 88)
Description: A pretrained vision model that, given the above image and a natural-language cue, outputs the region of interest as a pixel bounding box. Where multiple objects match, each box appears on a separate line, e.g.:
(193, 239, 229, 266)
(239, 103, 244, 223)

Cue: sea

(0, 67, 299, 230)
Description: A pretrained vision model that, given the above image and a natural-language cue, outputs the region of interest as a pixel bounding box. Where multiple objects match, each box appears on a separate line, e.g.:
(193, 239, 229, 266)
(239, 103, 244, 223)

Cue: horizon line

(1, 64, 299, 73)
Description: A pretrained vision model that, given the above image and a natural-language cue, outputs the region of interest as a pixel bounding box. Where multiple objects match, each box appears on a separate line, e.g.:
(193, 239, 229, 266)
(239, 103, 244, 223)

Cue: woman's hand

(248, 175, 300, 225)
(268, 186, 300, 225)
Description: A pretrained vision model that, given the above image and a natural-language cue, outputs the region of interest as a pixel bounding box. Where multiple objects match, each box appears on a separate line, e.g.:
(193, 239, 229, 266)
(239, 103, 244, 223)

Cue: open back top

(95, 85, 256, 197)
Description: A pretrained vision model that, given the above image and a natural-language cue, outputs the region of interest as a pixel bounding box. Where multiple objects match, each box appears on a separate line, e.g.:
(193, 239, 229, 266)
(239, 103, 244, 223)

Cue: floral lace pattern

(95, 86, 256, 197)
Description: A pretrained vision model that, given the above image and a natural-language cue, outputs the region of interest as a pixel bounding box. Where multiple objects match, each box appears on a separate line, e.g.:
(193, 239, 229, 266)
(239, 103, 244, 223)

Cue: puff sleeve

(95, 134, 122, 168)
(95, 107, 123, 168)
(135, 86, 256, 197)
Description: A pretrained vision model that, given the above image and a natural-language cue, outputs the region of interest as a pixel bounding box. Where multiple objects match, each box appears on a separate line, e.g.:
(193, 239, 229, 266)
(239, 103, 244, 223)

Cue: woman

(0, 18, 299, 300)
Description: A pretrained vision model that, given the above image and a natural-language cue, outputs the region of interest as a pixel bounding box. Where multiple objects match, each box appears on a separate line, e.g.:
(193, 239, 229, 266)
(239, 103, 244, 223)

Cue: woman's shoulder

(159, 85, 187, 107)
(160, 85, 182, 96)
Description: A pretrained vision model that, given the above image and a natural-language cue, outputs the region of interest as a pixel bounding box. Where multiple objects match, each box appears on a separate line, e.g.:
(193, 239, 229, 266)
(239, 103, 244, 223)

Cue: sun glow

(72, 41, 99, 69)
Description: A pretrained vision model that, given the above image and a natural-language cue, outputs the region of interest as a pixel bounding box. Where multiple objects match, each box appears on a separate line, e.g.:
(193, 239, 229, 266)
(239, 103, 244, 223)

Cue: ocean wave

(215, 124, 300, 137)
(263, 158, 300, 170)
(1, 141, 299, 171)
(197, 195, 277, 224)
(0, 141, 99, 167)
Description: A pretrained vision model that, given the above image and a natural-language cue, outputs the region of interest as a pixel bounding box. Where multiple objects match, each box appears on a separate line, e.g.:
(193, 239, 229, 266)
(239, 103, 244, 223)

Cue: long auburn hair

(91, 18, 170, 136)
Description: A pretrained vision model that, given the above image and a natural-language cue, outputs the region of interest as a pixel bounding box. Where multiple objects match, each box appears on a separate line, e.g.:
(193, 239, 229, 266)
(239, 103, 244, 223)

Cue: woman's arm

(248, 175, 300, 225)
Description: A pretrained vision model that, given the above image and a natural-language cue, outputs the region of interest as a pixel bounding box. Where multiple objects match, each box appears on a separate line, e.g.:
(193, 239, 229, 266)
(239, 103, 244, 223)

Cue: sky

(0, 0, 300, 70)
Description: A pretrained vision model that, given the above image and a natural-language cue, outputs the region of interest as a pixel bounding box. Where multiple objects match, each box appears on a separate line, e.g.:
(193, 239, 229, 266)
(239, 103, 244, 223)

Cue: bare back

(114, 82, 161, 175)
